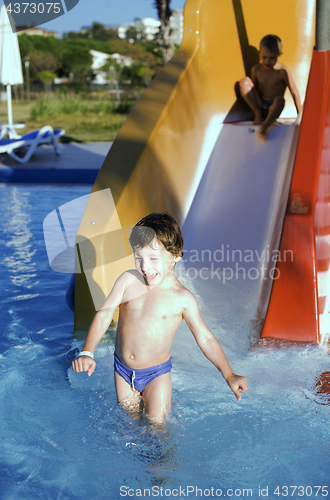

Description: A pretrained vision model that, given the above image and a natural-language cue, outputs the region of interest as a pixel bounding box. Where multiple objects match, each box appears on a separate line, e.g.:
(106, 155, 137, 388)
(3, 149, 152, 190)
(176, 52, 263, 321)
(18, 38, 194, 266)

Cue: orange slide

(261, 48, 330, 344)
(73, 0, 330, 345)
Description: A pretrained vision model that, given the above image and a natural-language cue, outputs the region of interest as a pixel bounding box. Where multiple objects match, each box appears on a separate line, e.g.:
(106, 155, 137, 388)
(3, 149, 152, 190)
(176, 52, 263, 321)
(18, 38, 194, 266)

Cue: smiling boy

(72, 212, 248, 423)
(239, 34, 302, 139)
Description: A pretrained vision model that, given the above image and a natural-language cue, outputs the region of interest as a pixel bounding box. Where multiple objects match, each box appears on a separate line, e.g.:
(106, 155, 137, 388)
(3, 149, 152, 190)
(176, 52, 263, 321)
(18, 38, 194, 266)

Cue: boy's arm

(72, 272, 129, 377)
(182, 292, 248, 400)
(251, 65, 260, 92)
(284, 67, 302, 114)
(251, 65, 263, 108)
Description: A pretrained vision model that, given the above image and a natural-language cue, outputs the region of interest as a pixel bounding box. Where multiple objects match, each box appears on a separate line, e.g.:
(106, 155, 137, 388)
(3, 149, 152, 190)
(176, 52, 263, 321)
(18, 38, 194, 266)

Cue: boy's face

(133, 238, 181, 287)
(259, 47, 279, 70)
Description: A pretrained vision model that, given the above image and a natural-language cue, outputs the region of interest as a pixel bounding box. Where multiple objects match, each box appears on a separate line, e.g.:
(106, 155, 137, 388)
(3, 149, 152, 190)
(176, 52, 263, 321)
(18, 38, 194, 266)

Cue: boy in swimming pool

(72, 212, 248, 423)
(239, 34, 301, 140)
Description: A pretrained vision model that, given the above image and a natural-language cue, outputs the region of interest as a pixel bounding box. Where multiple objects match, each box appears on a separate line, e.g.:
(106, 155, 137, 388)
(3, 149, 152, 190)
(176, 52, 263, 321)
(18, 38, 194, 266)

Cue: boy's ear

(174, 255, 182, 263)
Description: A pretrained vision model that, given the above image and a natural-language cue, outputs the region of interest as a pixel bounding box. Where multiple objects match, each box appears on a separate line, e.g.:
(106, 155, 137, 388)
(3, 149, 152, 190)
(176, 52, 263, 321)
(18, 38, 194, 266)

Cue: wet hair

(129, 212, 184, 257)
(260, 34, 283, 56)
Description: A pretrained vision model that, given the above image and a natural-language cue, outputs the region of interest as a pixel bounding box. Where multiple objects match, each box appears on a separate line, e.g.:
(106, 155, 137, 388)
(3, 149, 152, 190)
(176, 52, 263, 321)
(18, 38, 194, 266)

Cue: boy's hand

(72, 355, 96, 377)
(226, 374, 248, 401)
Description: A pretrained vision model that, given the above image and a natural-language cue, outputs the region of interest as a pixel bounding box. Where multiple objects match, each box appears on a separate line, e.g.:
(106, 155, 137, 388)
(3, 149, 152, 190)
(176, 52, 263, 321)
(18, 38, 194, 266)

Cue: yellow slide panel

(74, 0, 314, 332)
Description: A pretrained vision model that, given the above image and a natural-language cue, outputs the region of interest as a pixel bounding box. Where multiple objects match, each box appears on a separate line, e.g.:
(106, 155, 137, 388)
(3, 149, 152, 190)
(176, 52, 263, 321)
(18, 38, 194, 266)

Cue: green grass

(0, 95, 136, 142)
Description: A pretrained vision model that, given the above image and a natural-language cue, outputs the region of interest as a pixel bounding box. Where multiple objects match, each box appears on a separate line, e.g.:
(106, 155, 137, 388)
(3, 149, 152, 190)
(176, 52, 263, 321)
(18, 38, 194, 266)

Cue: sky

(38, 0, 186, 37)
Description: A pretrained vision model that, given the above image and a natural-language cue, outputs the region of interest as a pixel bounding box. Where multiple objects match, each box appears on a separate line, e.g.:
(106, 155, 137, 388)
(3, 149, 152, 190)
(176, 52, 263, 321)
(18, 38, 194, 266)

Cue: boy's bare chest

(258, 69, 285, 88)
(121, 288, 182, 321)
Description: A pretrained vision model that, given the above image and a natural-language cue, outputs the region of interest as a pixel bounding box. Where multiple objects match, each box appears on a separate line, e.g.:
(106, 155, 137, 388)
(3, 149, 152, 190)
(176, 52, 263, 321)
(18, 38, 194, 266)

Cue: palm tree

(153, 0, 174, 63)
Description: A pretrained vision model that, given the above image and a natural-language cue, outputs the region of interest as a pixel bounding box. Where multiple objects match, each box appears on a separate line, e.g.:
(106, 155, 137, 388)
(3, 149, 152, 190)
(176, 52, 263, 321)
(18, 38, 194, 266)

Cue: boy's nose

(140, 260, 149, 271)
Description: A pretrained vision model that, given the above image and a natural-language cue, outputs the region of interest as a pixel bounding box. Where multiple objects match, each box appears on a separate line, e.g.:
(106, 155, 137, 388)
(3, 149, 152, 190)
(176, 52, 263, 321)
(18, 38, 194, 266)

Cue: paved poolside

(0, 141, 112, 183)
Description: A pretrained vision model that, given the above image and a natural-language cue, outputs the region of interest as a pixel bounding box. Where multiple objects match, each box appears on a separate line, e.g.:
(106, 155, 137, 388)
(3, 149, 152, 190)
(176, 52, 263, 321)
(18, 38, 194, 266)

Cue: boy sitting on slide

(239, 34, 301, 139)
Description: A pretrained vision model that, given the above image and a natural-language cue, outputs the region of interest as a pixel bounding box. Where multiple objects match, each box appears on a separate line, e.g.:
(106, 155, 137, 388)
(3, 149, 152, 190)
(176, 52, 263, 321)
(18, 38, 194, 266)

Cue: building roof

(17, 26, 57, 36)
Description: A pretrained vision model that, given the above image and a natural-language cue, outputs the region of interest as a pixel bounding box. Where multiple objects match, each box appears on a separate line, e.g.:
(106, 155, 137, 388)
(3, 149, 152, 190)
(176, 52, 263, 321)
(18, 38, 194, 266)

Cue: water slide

(74, 0, 330, 345)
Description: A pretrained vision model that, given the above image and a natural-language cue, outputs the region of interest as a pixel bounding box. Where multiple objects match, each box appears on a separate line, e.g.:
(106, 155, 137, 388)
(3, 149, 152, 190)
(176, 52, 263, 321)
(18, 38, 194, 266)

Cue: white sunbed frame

(0, 125, 65, 163)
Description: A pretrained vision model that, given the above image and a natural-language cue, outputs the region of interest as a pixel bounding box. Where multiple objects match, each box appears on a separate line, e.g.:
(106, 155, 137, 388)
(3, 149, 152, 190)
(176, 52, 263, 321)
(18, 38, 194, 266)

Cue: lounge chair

(0, 126, 65, 163)
(0, 123, 25, 139)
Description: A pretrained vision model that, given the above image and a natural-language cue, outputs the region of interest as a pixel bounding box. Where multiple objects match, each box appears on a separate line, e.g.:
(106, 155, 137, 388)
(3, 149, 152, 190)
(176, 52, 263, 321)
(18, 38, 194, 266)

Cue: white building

(118, 11, 184, 45)
(90, 49, 132, 85)
(141, 17, 161, 40)
(118, 17, 160, 42)
(170, 9, 184, 46)
(117, 23, 131, 40)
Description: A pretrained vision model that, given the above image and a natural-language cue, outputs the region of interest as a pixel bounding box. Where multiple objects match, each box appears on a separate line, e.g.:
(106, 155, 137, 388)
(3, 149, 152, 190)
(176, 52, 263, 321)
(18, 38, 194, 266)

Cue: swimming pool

(0, 184, 329, 499)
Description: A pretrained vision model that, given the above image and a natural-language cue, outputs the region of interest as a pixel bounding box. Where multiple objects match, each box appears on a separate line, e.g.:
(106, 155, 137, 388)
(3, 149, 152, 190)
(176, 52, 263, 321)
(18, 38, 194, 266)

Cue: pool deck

(0, 142, 112, 183)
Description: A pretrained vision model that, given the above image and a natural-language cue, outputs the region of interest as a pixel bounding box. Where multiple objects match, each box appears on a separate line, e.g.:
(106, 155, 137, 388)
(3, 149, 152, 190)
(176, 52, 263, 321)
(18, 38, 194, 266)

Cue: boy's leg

(142, 372, 172, 424)
(257, 96, 285, 139)
(239, 77, 263, 124)
(114, 371, 143, 415)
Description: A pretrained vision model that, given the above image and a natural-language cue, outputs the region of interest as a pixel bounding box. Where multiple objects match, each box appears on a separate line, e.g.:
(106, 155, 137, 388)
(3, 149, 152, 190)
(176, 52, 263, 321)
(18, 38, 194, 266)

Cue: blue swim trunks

(261, 99, 273, 119)
(114, 353, 172, 392)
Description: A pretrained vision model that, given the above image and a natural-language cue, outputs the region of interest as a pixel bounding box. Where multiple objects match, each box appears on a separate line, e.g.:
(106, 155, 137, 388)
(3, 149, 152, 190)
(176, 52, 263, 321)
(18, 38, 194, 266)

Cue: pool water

(0, 184, 329, 500)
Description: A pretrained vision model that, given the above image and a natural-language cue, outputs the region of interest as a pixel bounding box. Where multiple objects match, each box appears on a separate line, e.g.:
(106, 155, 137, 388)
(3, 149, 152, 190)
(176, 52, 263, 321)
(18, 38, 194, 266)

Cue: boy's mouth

(143, 272, 158, 282)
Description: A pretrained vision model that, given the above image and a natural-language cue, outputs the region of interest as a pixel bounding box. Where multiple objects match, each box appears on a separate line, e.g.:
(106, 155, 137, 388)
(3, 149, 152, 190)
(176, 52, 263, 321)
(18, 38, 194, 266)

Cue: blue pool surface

(0, 184, 329, 500)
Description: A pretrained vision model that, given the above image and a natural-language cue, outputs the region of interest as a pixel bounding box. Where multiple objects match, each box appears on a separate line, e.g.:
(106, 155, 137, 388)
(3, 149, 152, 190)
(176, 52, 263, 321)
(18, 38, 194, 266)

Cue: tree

(38, 71, 57, 93)
(126, 19, 147, 43)
(60, 40, 93, 76)
(109, 39, 159, 71)
(27, 50, 60, 80)
(100, 57, 123, 99)
(65, 22, 119, 42)
(18, 34, 63, 61)
(121, 63, 153, 87)
(70, 65, 95, 90)
(153, 0, 174, 63)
